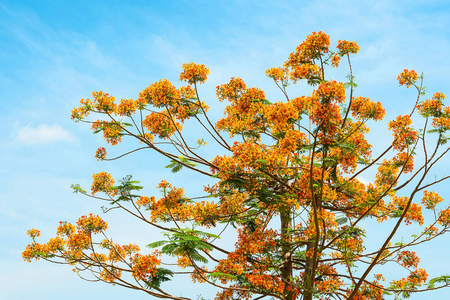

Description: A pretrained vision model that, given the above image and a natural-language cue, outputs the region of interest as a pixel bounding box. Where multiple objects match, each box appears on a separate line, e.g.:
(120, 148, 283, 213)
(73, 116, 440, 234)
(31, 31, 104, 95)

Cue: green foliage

(145, 267, 174, 290)
(165, 155, 198, 173)
(147, 228, 219, 264)
(70, 184, 86, 194)
(109, 175, 143, 203)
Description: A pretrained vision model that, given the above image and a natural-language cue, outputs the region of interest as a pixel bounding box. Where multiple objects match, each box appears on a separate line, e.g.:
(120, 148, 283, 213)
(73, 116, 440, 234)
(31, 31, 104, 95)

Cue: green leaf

(336, 216, 348, 226)
(70, 184, 86, 194)
(147, 240, 170, 248)
(207, 272, 238, 282)
(145, 267, 173, 290)
(165, 156, 198, 173)
(428, 275, 450, 289)
(146, 228, 218, 264)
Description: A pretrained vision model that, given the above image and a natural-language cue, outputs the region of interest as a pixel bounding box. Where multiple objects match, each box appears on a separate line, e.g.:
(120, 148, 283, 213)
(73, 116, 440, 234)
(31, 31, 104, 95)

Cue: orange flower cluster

(91, 171, 117, 197)
(27, 228, 41, 239)
(95, 147, 107, 161)
(346, 283, 383, 300)
(179, 62, 209, 84)
(213, 223, 279, 292)
(388, 115, 418, 151)
(286, 31, 330, 65)
(309, 101, 341, 144)
(142, 111, 182, 139)
(421, 190, 444, 210)
(331, 53, 341, 67)
(313, 264, 343, 295)
(117, 98, 138, 116)
(283, 31, 330, 83)
(329, 122, 372, 173)
(438, 208, 450, 225)
(289, 64, 321, 83)
(278, 129, 308, 153)
(135, 195, 155, 209)
(92, 91, 117, 113)
(265, 101, 299, 133)
(100, 268, 122, 283)
(408, 268, 428, 286)
(391, 268, 428, 289)
(265, 66, 288, 82)
(65, 232, 91, 257)
(431, 106, 450, 131)
(216, 81, 267, 138)
(397, 250, 420, 269)
(336, 40, 360, 55)
(56, 221, 75, 236)
(375, 159, 400, 190)
(424, 225, 439, 236)
(71, 98, 92, 121)
(192, 200, 220, 228)
(149, 181, 193, 222)
(91, 120, 123, 145)
(216, 77, 248, 102)
(333, 226, 365, 262)
(397, 69, 418, 88)
(139, 79, 180, 107)
(417, 92, 444, 117)
(393, 152, 414, 173)
(76, 213, 108, 234)
(350, 96, 385, 121)
(24, 214, 165, 287)
(176, 255, 191, 269)
(179, 85, 196, 100)
(387, 196, 424, 225)
(245, 271, 285, 294)
(22, 236, 64, 262)
(314, 80, 346, 104)
(24, 216, 108, 263)
(130, 252, 161, 281)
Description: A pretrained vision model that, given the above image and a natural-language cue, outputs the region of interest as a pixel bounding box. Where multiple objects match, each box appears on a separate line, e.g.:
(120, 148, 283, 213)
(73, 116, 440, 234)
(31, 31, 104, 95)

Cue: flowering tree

(24, 32, 450, 300)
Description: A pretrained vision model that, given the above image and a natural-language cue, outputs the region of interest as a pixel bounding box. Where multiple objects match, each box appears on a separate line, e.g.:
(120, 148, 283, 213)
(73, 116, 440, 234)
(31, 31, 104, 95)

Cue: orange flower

(397, 250, 420, 269)
(179, 62, 209, 84)
(397, 69, 418, 88)
(92, 91, 117, 113)
(76, 213, 108, 234)
(95, 147, 107, 161)
(265, 66, 288, 82)
(388, 115, 418, 151)
(91, 171, 117, 196)
(139, 79, 180, 107)
(117, 98, 138, 116)
(421, 190, 444, 210)
(350, 96, 385, 121)
(26, 228, 41, 239)
(336, 40, 360, 55)
(331, 53, 341, 67)
(131, 253, 161, 281)
(285, 31, 330, 66)
(91, 120, 123, 145)
(142, 111, 182, 139)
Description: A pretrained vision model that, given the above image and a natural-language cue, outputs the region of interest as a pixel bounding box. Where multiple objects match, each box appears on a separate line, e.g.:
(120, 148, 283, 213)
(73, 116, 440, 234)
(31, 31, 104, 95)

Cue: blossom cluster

(397, 69, 418, 88)
(179, 62, 209, 84)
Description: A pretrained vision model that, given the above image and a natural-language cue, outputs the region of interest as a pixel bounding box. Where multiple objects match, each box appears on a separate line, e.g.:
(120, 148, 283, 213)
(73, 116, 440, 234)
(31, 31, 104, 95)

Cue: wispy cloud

(14, 124, 75, 145)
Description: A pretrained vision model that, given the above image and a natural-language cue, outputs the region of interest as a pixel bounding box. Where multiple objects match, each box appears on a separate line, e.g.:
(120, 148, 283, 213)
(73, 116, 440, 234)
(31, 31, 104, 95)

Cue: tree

(23, 31, 450, 300)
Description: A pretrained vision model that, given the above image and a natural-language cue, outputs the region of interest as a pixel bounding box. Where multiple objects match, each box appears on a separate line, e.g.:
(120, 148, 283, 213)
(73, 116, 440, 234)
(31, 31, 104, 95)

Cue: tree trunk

(303, 241, 315, 300)
(280, 207, 294, 300)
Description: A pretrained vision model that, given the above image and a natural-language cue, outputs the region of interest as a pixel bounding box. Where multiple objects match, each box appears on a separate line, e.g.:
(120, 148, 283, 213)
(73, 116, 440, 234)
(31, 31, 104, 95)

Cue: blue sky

(2, 1, 450, 299)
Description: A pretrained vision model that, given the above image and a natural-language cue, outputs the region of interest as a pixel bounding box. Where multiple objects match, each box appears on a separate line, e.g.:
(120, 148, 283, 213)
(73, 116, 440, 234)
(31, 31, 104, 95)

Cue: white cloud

(15, 124, 75, 145)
